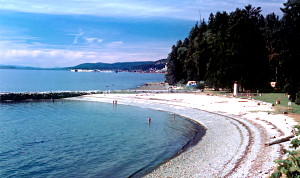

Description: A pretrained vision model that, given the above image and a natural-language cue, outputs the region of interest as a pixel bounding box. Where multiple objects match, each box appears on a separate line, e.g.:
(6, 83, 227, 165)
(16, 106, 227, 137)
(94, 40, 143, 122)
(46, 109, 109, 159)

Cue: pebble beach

(70, 91, 297, 177)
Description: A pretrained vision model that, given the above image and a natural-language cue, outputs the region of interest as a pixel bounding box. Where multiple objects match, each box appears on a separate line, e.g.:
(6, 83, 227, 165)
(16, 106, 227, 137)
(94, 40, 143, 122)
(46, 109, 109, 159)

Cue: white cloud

(71, 30, 84, 44)
(0, 0, 286, 20)
(107, 41, 124, 48)
(0, 43, 169, 67)
(0, 32, 170, 67)
(0, 48, 95, 67)
(85, 37, 104, 44)
(67, 29, 104, 45)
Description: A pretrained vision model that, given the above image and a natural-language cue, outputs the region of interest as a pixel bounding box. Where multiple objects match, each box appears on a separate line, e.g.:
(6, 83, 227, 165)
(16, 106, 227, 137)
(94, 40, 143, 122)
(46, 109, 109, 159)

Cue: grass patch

(253, 93, 300, 114)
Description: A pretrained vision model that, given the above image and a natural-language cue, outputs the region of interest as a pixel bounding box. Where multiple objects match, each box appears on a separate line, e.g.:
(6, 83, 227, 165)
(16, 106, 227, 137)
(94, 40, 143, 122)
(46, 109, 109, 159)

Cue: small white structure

(270, 82, 276, 88)
(161, 64, 168, 73)
(70, 69, 94, 72)
(186, 81, 197, 87)
(233, 82, 238, 96)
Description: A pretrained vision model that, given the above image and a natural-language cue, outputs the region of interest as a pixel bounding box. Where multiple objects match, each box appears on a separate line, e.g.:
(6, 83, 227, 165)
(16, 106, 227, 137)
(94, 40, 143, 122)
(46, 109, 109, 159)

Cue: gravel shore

(69, 93, 297, 177)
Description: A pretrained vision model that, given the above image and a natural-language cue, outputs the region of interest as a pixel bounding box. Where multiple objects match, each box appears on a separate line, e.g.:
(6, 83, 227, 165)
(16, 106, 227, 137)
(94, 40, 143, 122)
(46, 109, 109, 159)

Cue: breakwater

(0, 91, 103, 102)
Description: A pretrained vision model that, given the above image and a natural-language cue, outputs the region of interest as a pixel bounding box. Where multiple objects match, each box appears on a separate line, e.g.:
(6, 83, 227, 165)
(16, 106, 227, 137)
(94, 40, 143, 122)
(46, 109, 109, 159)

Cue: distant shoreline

(129, 114, 206, 177)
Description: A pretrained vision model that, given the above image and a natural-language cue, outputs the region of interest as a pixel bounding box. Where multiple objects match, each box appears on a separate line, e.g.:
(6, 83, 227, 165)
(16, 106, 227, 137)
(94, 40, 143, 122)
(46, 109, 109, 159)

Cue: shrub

(196, 81, 205, 90)
(295, 91, 300, 105)
(271, 124, 300, 177)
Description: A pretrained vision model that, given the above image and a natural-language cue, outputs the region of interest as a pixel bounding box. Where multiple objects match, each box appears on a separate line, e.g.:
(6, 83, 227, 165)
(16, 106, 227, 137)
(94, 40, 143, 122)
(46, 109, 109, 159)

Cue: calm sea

(0, 69, 204, 177)
(0, 69, 165, 92)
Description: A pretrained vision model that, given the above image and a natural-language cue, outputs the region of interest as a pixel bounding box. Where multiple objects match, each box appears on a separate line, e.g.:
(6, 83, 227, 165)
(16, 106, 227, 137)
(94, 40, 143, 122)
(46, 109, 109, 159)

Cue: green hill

(67, 59, 167, 71)
(0, 59, 167, 72)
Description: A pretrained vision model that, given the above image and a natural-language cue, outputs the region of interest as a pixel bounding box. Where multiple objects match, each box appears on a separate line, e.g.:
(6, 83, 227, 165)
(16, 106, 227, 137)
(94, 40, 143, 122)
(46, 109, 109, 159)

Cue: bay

(0, 69, 205, 177)
(0, 69, 165, 92)
(0, 100, 203, 177)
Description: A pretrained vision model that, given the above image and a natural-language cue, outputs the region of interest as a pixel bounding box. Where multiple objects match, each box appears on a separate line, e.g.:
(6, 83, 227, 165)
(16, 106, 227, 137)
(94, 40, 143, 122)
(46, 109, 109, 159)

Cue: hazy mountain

(0, 59, 167, 71)
(67, 59, 167, 71)
(0, 65, 44, 70)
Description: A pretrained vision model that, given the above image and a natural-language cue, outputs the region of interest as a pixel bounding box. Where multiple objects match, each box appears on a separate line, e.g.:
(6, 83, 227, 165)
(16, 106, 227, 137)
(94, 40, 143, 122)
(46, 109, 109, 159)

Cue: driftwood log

(266, 135, 295, 146)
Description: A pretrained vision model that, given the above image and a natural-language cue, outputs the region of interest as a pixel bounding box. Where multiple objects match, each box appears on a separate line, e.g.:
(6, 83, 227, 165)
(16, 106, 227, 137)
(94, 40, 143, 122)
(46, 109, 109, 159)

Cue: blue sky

(0, 0, 285, 67)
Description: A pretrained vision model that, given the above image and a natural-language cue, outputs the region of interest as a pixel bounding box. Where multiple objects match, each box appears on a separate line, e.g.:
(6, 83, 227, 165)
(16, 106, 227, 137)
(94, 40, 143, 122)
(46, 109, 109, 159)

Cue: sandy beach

(69, 92, 297, 177)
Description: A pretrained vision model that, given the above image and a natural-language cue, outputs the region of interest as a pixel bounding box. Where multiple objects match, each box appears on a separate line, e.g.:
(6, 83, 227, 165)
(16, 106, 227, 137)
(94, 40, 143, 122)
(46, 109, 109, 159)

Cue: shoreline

(69, 92, 298, 177)
(130, 116, 207, 177)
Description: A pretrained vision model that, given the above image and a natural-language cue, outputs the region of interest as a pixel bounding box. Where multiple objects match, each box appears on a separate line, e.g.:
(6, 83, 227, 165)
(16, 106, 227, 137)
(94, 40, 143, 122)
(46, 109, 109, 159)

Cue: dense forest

(165, 0, 300, 103)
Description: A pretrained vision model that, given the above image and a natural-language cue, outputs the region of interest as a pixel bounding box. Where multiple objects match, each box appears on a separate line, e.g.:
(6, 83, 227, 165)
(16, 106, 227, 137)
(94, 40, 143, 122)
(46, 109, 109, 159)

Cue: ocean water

(0, 69, 205, 177)
(0, 69, 165, 92)
(0, 100, 203, 177)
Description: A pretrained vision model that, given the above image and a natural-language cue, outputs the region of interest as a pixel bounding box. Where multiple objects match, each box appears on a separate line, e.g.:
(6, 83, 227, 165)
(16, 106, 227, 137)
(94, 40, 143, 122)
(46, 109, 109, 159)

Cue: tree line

(165, 0, 300, 103)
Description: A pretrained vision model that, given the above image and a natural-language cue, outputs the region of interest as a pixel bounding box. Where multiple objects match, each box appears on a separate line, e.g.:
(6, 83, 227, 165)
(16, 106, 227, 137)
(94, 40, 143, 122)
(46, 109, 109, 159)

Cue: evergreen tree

(164, 1, 299, 103)
(264, 13, 283, 88)
(165, 45, 179, 85)
(226, 5, 269, 91)
(205, 11, 230, 90)
(280, 0, 300, 101)
(192, 21, 209, 81)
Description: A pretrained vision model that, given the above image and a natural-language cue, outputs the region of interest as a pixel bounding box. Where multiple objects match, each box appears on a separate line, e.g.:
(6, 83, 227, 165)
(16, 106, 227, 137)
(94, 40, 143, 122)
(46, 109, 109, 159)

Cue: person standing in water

(148, 117, 152, 124)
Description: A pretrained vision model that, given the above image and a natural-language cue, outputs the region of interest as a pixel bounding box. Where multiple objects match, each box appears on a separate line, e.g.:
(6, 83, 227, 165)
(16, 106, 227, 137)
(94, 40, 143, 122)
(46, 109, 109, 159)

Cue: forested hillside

(165, 0, 300, 102)
(68, 59, 166, 71)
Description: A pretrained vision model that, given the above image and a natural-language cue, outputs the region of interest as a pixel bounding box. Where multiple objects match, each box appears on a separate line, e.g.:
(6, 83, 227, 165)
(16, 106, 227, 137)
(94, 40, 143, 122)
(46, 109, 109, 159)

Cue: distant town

(70, 65, 167, 74)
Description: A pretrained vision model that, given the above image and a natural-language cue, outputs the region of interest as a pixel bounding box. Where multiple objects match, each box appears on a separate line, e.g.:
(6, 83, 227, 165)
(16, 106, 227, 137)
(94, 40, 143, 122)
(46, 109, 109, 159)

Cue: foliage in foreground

(271, 124, 300, 177)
